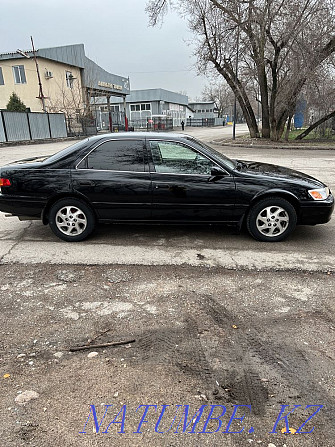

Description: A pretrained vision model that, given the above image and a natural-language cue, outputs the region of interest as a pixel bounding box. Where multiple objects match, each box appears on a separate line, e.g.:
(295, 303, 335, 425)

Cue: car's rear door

(147, 138, 236, 222)
(72, 138, 151, 220)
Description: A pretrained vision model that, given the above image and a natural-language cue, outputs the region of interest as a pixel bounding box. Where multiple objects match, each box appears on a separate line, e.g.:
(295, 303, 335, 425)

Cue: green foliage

(6, 92, 27, 112)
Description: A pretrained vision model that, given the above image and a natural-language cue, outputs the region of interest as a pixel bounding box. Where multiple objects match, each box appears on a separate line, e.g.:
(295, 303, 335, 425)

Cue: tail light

(0, 178, 11, 187)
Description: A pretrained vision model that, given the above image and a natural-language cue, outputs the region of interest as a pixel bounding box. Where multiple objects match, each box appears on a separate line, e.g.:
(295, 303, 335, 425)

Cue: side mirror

(210, 166, 227, 176)
(208, 166, 229, 182)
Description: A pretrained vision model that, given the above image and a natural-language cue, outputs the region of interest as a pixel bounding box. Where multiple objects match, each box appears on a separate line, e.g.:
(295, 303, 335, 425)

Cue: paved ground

(0, 127, 334, 446)
(0, 125, 334, 272)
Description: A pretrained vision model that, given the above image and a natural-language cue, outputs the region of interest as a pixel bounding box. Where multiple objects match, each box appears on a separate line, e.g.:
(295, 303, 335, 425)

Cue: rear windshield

(45, 139, 89, 163)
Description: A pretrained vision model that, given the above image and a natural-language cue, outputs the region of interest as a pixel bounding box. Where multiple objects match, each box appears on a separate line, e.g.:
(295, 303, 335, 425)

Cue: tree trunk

(258, 66, 270, 138)
(295, 110, 335, 140)
(214, 64, 260, 138)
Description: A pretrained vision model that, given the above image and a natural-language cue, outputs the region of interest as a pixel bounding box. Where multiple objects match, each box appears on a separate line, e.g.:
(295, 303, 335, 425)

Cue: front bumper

(298, 194, 334, 225)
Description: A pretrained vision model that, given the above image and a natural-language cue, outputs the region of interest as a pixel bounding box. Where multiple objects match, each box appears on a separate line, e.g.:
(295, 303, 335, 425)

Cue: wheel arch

(42, 193, 97, 225)
(250, 190, 300, 211)
(239, 190, 301, 229)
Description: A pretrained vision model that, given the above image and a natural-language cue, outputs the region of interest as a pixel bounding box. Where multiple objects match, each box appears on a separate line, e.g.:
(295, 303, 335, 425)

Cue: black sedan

(0, 132, 333, 242)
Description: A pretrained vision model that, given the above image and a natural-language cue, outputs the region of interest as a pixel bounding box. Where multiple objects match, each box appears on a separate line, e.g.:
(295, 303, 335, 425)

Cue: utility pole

(30, 36, 47, 112)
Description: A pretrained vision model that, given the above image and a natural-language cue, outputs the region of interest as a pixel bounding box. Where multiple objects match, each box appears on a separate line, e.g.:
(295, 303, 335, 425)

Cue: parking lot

(1, 128, 335, 446)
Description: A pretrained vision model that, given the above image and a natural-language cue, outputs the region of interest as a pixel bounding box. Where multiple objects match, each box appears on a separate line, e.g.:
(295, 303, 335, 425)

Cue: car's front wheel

(247, 197, 297, 242)
(48, 198, 95, 242)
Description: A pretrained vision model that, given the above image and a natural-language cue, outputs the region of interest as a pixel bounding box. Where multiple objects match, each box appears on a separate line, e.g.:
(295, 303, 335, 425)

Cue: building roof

(188, 101, 216, 106)
(0, 44, 130, 97)
(107, 88, 188, 105)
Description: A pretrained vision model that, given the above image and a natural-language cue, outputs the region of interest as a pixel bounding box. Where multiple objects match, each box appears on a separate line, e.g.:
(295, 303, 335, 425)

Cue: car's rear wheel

(48, 198, 95, 242)
(247, 197, 297, 242)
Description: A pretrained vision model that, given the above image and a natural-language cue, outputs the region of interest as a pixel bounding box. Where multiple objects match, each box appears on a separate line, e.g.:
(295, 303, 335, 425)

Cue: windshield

(45, 139, 89, 163)
(185, 137, 236, 170)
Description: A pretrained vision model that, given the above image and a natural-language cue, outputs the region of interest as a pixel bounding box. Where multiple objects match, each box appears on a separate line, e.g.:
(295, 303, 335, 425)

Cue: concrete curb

(212, 139, 335, 151)
(0, 136, 86, 148)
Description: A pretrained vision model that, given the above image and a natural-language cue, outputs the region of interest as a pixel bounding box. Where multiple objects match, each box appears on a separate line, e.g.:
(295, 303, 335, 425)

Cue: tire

(247, 197, 297, 242)
(48, 198, 95, 242)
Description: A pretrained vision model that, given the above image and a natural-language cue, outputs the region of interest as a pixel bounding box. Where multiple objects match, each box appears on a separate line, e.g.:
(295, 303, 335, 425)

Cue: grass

(288, 128, 335, 141)
(235, 128, 335, 143)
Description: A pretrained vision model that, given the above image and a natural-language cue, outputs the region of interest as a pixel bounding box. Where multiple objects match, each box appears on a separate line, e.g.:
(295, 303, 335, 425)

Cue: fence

(0, 111, 67, 143)
(186, 118, 215, 127)
(66, 116, 97, 137)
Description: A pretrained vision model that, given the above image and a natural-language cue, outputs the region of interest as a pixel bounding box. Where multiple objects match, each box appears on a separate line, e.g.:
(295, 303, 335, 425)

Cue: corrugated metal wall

(0, 111, 67, 142)
(3, 111, 31, 141)
(48, 113, 67, 138)
(28, 113, 50, 139)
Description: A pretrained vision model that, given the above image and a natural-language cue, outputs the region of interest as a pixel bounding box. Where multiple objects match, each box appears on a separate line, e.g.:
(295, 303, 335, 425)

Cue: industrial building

(94, 88, 194, 131)
(0, 44, 130, 133)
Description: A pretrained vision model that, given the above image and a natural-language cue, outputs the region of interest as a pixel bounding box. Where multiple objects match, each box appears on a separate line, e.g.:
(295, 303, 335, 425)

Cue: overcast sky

(0, 0, 208, 100)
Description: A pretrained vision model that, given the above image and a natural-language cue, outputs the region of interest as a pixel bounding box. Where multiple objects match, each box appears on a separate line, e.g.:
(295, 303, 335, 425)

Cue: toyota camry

(0, 132, 333, 242)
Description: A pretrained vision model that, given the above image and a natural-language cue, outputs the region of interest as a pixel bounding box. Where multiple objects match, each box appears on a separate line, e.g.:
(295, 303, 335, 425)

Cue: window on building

(66, 71, 74, 88)
(131, 103, 150, 112)
(86, 140, 145, 172)
(12, 65, 26, 84)
(0, 67, 4, 85)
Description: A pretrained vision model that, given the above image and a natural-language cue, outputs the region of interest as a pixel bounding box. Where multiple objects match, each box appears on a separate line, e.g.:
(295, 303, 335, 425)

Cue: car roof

(86, 132, 190, 143)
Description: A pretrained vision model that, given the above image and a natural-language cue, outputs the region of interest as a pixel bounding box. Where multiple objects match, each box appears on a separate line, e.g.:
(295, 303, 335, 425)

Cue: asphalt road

(1, 127, 335, 447)
(0, 126, 334, 272)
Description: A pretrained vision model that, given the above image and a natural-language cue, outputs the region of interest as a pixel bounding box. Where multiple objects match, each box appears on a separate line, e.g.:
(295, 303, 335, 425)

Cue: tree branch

(295, 110, 335, 140)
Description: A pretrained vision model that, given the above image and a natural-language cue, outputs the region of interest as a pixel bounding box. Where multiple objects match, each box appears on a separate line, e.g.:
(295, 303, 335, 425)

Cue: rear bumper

(0, 194, 45, 218)
(298, 195, 334, 225)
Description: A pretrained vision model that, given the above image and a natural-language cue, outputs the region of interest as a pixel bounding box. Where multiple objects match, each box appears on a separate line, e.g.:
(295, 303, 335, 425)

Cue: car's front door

(148, 139, 236, 222)
(72, 138, 151, 220)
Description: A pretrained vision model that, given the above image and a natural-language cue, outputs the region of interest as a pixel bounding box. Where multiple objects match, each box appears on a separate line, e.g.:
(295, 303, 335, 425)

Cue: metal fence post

(0, 111, 8, 142)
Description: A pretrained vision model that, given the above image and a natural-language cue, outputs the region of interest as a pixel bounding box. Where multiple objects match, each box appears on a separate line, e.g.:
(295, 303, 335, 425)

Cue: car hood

(236, 160, 325, 187)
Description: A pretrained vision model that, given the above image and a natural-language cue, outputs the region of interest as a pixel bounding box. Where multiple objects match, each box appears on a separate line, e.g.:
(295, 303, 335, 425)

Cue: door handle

(155, 184, 170, 189)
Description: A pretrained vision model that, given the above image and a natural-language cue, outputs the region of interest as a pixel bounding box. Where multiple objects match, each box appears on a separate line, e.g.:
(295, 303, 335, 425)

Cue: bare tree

(202, 81, 232, 117)
(146, 0, 335, 140)
(294, 61, 335, 139)
(202, 79, 259, 123)
(47, 74, 96, 134)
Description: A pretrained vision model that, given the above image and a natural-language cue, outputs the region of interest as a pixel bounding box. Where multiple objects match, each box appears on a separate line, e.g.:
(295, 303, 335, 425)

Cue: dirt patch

(0, 264, 334, 446)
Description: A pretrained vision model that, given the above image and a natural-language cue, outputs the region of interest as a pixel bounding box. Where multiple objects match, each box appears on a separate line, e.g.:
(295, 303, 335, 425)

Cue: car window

(185, 137, 236, 170)
(85, 140, 144, 172)
(149, 141, 214, 175)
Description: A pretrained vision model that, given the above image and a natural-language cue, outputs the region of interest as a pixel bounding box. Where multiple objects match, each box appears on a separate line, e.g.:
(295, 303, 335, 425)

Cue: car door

(72, 138, 151, 220)
(147, 139, 236, 222)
